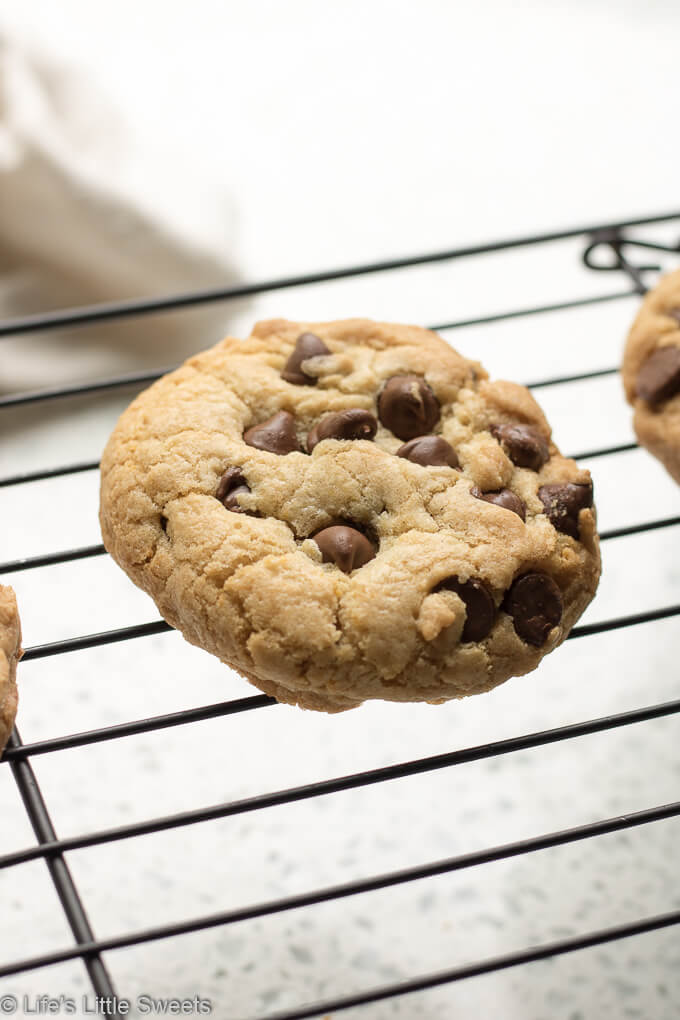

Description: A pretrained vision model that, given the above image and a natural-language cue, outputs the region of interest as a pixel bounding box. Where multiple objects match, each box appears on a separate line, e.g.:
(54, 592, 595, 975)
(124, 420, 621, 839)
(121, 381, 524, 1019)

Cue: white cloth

(0, 34, 246, 394)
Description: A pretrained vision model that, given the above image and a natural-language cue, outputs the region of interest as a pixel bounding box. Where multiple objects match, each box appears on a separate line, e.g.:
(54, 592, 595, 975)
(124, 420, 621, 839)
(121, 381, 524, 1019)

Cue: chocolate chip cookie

(99, 318, 601, 712)
(0, 586, 22, 754)
(622, 268, 680, 483)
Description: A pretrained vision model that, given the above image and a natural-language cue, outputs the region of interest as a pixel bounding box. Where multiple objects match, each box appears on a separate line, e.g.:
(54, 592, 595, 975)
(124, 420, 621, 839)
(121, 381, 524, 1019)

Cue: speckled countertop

(1, 2, 680, 1017)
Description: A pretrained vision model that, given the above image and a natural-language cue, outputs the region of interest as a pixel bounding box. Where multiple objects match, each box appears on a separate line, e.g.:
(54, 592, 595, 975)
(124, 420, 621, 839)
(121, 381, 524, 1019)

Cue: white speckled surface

(2, 2, 680, 1017)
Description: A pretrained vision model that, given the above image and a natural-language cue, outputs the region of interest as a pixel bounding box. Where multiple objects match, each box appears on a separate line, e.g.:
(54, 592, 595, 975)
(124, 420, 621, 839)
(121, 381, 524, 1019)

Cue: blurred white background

(1, 2, 680, 1018)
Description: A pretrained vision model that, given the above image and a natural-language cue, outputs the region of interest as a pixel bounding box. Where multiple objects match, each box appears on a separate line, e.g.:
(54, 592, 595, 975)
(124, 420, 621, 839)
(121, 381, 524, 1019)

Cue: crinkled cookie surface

(100, 319, 601, 712)
(0, 585, 22, 753)
(622, 268, 680, 484)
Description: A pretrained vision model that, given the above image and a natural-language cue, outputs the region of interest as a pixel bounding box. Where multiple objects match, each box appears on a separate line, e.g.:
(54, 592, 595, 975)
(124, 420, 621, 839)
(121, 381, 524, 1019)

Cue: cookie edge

(0, 586, 22, 754)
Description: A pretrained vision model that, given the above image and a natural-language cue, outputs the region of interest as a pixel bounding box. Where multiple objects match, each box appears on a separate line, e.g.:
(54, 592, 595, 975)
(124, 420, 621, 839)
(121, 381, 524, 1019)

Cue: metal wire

(1, 800, 679, 982)
(261, 907, 680, 1020)
(2, 212, 679, 1019)
(0, 288, 634, 411)
(0, 460, 100, 488)
(3, 689, 680, 873)
(20, 619, 172, 660)
(0, 543, 106, 575)
(0, 209, 673, 339)
(6, 730, 117, 997)
(1, 695, 276, 762)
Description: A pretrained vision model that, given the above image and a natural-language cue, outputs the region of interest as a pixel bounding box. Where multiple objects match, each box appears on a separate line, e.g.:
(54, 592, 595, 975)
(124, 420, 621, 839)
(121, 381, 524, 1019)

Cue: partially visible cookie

(622, 269, 680, 483)
(0, 586, 22, 754)
(100, 318, 601, 713)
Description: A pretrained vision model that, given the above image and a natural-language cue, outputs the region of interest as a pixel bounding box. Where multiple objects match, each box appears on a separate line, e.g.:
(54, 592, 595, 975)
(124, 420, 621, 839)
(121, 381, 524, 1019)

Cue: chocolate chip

(669, 308, 680, 324)
(307, 409, 378, 453)
(435, 577, 495, 642)
(281, 332, 330, 385)
(538, 482, 593, 539)
(635, 346, 680, 406)
(505, 573, 562, 647)
(312, 525, 376, 573)
(396, 435, 459, 468)
(490, 423, 550, 471)
(216, 467, 253, 514)
(378, 375, 440, 441)
(471, 486, 526, 521)
(243, 411, 301, 455)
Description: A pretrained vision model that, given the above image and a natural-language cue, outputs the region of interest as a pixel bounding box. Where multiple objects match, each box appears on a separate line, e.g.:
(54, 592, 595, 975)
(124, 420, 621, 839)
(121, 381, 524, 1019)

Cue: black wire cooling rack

(2, 211, 680, 1019)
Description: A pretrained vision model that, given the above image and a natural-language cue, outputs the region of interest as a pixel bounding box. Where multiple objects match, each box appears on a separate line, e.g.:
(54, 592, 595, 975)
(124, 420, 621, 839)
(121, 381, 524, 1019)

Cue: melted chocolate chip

(312, 525, 376, 573)
(538, 482, 593, 539)
(490, 423, 550, 471)
(243, 411, 301, 455)
(635, 346, 680, 406)
(435, 577, 495, 642)
(396, 435, 459, 468)
(378, 375, 440, 441)
(505, 573, 562, 647)
(281, 333, 330, 385)
(216, 467, 253, 514)
(471, 486, 526, 521)
(307, 409, 378, 453)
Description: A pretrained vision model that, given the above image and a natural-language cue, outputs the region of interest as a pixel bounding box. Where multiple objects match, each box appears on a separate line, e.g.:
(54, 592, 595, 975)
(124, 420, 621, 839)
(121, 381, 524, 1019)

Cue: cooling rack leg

(7, 728, 120, 1010)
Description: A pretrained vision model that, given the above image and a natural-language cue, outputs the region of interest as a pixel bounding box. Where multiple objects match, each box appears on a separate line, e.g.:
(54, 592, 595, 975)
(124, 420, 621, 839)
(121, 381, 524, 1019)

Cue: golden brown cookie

(622, 269, 680, 483)
(0, 586, 22, 753)
(99, 319, 601, 713)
